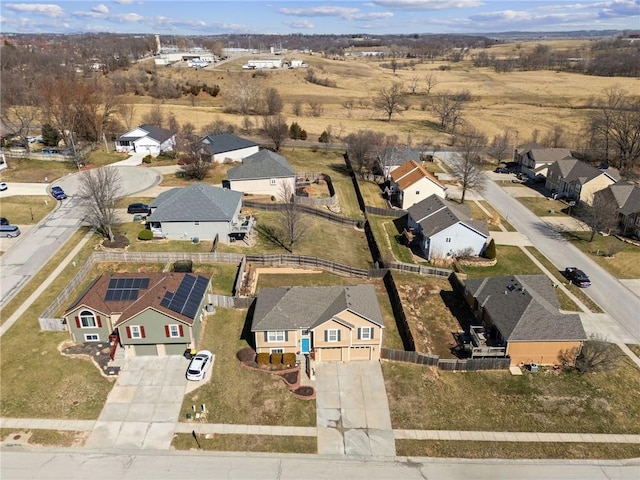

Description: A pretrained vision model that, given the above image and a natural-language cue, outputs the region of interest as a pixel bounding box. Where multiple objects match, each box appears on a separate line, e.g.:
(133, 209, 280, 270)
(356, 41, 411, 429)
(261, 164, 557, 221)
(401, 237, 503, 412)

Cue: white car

(0, 182, 7, 191)
(186, 350, 213, 381)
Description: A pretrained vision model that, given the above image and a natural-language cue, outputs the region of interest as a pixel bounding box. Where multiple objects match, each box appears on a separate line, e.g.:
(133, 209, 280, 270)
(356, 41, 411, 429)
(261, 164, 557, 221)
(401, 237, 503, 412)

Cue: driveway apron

(315, 361, 395, 457)
(86, 356, 187, 450)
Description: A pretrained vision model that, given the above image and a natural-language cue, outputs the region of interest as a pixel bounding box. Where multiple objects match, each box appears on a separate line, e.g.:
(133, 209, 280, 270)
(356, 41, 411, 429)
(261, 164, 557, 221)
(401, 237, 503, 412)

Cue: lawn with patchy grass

(172, 433, 317, 454)
(396, 440, 640, 460)
(368, 214, 414, 264)
(479, 201, 516, 231)
(463, 245, 541, 278)
(114, 222, 215, 253)
(357, 179, 387, 208)
(160, 163, 232, 187)
(525, 246, 603, 313)
(255, 271, 364, 292)
(181, 307, 316, 426)
(383, 353, 640, 434)
(219, 210, 373, 269)
(0, 429, 88, 448)
(0, 158, 77, 183)
(0, 196, 57, 225)
(85, 148, 126, 167)
(517, 197, 569, 217)
(562, 232, 640, 279)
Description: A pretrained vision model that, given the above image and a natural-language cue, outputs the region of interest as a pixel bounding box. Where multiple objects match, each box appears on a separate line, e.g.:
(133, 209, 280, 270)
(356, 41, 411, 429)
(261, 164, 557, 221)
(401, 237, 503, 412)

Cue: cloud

(5, 3, 65, 18)
(285, 19, 315, 29)
(468, 9, 596, 28)
(368, 0, 484, 10)
(279, 5, 393, 21)
(92, 4, 109, 14)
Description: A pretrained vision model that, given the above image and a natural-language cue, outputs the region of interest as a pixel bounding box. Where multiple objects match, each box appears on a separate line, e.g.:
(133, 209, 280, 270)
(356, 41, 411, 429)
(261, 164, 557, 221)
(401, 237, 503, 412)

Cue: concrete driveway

(86, 356, 188, 450)
(315, 361, 395, 458)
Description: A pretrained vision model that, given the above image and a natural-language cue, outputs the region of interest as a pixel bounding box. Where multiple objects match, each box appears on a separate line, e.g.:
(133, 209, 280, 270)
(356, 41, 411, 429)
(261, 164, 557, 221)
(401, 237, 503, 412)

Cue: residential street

(437, 151, 640, 344)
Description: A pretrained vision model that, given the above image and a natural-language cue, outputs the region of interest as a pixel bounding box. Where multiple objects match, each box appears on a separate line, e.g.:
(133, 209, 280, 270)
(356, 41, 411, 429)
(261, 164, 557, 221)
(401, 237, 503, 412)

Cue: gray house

(406, 194, 489, 260)
(199, 133, 259, 163)
(515, 145, 574, 180)
(147, 183, 254, 243)
(64, 272, 212, 357)
(227, 150, 296, 197)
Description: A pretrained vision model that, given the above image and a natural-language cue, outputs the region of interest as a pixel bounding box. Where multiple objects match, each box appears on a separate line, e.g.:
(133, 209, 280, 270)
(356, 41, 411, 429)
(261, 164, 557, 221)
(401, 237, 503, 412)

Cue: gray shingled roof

(465, 275, 586, 342)
(555, 159, 620, 185)
(525, 148, 573, 164)
(381, 147, 422, 166)
(148, 183, 241, 222)
(138, 124, 174, 143)
(200, 133, 258, 155)
(251, 285, 385, 332)
(607, 181, 640, 216)
(227, 150, 295, 180)
(407, 194, 489, 237)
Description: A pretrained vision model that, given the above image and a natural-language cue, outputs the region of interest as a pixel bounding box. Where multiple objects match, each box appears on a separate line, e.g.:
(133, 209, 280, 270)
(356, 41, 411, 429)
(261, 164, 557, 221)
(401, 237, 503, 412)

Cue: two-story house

(515, 144, 574, 180)
(389, 159, 447, 209)
(594, 181, 640, 239)
(545, 159, 620, 206)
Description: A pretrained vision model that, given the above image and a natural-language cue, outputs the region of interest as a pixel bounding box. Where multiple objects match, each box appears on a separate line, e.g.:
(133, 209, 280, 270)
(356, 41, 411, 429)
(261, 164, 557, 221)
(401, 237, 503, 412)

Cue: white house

(406, 194, 489, 260)
(199, 133, 259, 163)
(389, 159, 447, 209)
(115, 125, 176, 155)
(226, 150, 296, 198)
(147, 183, 254, 243)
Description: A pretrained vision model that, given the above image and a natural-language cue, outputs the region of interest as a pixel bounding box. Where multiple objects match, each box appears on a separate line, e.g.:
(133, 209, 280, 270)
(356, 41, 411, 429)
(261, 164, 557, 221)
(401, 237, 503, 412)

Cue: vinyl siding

(228, 177, 295, 197)
(507, 341, 582, 366)
(427, 224, 487, 260)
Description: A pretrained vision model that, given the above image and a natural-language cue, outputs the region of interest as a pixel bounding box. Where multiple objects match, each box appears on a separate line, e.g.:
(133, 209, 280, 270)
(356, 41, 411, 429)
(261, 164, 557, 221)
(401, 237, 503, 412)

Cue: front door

(301, 336, 310, 354)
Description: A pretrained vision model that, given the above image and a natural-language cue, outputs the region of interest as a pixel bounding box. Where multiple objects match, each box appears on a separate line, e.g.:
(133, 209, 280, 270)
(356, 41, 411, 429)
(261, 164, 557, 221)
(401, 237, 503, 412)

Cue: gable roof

(227, 150, 295, 180)
(200, 133, 258, 155)
(138, 124, 174, 143)
(407, 194, 489, 237)
(64, 272, 211, 326)
(251, 285, 385, 332)
(554, 159, 621, 185)
(522, 147, 574, 164)
(148, 183, 241, 222)
(390, 159, 446, 191)
(464, 275, 586, 342)
(605, 181, 640, 215)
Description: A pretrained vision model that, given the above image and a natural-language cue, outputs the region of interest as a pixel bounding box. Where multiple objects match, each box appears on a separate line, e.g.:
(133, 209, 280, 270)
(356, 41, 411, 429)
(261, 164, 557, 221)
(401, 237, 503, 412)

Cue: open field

(562, 232, 640, 279)
(181, 307, 316, 426)
(396, 440, 640, 460)
(383, 352, 640, 434)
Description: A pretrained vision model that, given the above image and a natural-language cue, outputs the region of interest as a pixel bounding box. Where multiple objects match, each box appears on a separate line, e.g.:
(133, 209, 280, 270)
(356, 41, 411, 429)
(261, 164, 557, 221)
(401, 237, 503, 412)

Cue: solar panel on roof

(163, 275, 209, 319)
(124, 278, 134, 288)
(140, 278, 149, 289)
(108, 278, 118, 289)
(104, 276, 151, 302)
(105, 290, 115, 301)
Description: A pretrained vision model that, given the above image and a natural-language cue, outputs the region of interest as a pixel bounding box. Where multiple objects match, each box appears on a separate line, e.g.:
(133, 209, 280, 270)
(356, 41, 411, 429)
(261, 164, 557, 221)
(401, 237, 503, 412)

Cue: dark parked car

(127, 203, 150, 214)
(564, 267, 591, 287)
(0, 217, 8, 226)
(51, 186, 67, 200)
(494, 167, 509, 174)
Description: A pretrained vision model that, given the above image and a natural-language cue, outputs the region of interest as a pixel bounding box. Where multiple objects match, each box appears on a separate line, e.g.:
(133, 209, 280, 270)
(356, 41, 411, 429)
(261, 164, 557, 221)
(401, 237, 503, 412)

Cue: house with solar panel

(251, 285, 385, 362)
(147, 183, 254, 242)
(226, 150, 296, 197)
(64, 272, 212, 357)
(198, 133, 259, 163)
(115, 124, 176, 155)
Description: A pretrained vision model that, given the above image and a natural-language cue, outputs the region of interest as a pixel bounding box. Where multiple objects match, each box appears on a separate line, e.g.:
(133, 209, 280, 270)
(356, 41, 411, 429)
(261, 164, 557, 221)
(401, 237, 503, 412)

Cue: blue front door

(301, 337, 310, 354)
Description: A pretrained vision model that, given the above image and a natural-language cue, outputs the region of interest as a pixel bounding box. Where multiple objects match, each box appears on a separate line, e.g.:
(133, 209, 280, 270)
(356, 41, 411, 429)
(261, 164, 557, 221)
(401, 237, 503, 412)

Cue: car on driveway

(0, 182, 7, 191)
(127, 202, 150, 214)
(0, 217, 8, 226)
(186, 350, 213, 381)
(564, 267, 591, 287)
(51, 185, 67, 200)
(494, 167, 509, 174)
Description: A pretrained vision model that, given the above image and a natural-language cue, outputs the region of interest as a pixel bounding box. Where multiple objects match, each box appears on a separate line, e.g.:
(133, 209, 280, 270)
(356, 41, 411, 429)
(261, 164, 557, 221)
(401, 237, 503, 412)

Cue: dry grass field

(123, 40, 636, 148)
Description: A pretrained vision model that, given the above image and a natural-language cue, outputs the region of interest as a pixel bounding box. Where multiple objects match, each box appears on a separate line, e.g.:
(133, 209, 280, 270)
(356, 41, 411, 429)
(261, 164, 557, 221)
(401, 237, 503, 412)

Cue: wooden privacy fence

(246, 254, 371, 278)
(365, 205, 406, 218)
(388, 261, 453, 278)
(382, 270, 415, 351)
(38, 317, 66, 332)
(208, 294, 255, 309)
(243, 200, 359, 226)
(381, 348, 510, 371)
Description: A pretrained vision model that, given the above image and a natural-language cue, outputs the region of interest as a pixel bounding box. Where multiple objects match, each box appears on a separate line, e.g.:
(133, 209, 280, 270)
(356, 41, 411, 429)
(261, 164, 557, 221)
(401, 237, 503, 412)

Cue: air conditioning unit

(206, 303, 215, 313)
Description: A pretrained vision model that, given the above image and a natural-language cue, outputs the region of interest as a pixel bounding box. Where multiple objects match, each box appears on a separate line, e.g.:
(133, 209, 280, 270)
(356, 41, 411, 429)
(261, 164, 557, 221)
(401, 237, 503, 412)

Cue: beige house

(594, 182, 640, 239)
(545, 159, 620, 206)
(251, 285, 385, 362)
(463, 275, 586, 366)
(226, 149, 296, 198)
(389, 159, 447, 209)
(514, 144, 574, 180)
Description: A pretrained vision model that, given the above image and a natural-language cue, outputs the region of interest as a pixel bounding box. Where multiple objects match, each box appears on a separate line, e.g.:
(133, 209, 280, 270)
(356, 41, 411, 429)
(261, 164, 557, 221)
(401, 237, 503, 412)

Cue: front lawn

(181, 307, 316, 426)
(463, 245, 541, 278)
(172, 433, 317, 453)
(0, 158, 77, 183)
(383, 353, 640, 434)
(562, 232, 640, 279)
(0, 195, 57, 225)
(517, 197, 569, 217)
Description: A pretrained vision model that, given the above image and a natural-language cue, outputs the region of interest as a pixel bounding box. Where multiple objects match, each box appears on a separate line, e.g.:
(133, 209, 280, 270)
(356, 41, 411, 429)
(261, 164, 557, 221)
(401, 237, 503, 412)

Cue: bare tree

(291, 99, 303, 116)
(0, 71, 39, 149)
(374, 83, 408, 121)
(308, 100, 324, 117)
(77, 167, 122, 241)
(408, 77, 419, 95)
(431, 91, 464, 133)
(117, 103, 136, 131)
(278, 181, 307, 252)
(573, 335, 622, 373)
(374, 134, 400, 179)
(181, 156, 211, 180)
(450, 128, 487, 203)
(342, 99, 355, 118)
(263, 87, 283, 115)
(141, 103, 164, 127)
(541, 124, 567, 148)
(488, 130, 512, 163)
(262, 114, 288, 152)
(581, 191, 619, 242)
(425, 73, 438, 95)
(228, 77, 263, 115)
(345, 130, 381, 174)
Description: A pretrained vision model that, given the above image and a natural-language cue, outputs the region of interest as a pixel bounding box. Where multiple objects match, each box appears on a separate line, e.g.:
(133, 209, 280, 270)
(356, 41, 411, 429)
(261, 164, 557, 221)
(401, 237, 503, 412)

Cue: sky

(0, 0, 638, 36)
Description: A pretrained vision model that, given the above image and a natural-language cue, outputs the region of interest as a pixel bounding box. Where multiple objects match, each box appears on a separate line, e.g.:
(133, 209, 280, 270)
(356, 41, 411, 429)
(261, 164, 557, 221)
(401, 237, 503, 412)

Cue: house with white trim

(226, 150, 296, 198)
(198, 133, 259, 163)
(389, 159, 447, 209)
(115, 124, 176, 155)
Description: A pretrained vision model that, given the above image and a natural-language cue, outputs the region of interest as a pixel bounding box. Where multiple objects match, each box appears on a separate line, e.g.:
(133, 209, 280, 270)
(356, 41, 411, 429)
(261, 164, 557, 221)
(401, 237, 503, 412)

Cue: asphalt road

(0, 166, 161, 307)
(437, 151, 640, 344)
(1, 449, 639, 480)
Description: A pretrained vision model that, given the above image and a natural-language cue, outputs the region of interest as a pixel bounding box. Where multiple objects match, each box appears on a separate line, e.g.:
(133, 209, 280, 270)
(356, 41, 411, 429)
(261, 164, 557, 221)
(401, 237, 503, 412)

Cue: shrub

(319, 130, 329, 143)
(256, 353, 270, 366)
(484, 238, 496, 259)
(283, 353, 296, 366)
(142, 154, 153, 164)
(270, 353, 283, 365)
(138, 229, 153, 241)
